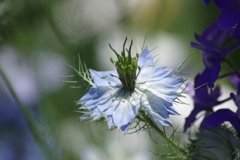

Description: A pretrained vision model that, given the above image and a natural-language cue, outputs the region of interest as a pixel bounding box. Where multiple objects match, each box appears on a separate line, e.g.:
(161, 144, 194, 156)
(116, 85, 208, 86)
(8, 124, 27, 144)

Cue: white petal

(137, 89, 175, 126)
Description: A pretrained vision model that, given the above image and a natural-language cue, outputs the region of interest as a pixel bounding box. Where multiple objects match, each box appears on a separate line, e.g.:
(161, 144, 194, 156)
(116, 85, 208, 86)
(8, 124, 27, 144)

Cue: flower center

(109, 38, 139, 90)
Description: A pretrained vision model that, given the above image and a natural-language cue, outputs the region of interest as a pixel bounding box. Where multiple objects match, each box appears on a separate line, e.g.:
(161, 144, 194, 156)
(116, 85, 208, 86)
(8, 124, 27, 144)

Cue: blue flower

(78, 39, 184, 133)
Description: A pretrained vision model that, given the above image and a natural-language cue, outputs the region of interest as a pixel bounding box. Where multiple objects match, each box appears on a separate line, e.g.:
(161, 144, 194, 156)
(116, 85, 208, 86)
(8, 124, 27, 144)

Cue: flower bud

(190, 127, 240, 160)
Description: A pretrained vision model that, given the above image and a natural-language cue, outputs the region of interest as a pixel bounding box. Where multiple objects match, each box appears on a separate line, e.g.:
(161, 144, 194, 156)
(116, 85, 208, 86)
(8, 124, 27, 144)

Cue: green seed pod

(110, 57, 115, 64)
(121, 65, 126, 72)
(136, 53, 139, 59)
(121, 51, 124, 57)
(115, 61, 120, 67)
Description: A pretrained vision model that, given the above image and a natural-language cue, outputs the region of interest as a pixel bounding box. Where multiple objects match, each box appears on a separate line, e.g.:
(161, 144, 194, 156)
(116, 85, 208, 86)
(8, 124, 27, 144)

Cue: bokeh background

(0, 0, 239, 160)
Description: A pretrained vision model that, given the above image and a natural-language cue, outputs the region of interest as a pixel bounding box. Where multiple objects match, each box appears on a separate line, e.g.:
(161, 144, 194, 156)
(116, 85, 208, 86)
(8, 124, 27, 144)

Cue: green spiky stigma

(109, 37, 139, 90)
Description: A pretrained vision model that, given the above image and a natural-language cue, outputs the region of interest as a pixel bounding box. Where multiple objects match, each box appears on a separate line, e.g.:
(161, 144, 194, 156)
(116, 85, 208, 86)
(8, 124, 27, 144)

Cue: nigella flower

(201, 83, 240, 132)
(191, 22, 240, 88)
(78, 38, 184, 133)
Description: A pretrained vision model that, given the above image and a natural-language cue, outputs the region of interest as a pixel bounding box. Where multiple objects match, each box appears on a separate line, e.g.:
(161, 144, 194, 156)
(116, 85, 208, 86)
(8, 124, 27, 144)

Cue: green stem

(138, 114, 187, 157)
(0, 67, 48, 156)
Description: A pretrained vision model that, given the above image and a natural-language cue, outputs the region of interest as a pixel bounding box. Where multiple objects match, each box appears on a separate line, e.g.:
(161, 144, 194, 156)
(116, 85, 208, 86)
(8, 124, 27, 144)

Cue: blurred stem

(224, 58, 240, 78)
(138, 114, 187, 159)
(42, 1, 71, 49)
(46, 11, 70, 48)
(218, 72, 234, 79)
(0, 67, 48, 156)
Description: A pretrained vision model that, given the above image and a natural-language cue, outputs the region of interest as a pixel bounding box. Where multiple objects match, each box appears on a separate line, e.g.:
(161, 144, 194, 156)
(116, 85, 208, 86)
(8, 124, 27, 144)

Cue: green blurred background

(0, 0, 233, 160)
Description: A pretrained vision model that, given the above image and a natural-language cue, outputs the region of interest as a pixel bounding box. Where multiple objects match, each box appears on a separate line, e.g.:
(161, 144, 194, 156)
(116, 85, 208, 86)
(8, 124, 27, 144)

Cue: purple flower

(201, 109, 240, 132)
(216, 0, 240, 40)
(203, 0, 227, 9)
(201, 84, 240, 132)
(184, 73, 223, 132)
(204, 0, 239, 13)
(218, 12, 240, 40)
(191, 22, 240, 87)
(231, 74, 240, 88)
(203, 0, 240, 40)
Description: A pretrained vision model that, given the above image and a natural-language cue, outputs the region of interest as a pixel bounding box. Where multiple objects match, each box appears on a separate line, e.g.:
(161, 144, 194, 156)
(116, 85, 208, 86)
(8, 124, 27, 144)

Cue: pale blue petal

(111, 90, 141, 133)
(137, 46, 154, 67)
(81, 112, 91, 120)
(138, 89, 178, 126)
(80, 110, 104, 121)
(79, 85, 117, 109)
(138, 77, 184, 103)
(120, 123, 131, 133)
(162, 100, 179, 115)
(84, 88, 115, 111)
(81, 111, 104, 121)
(90, 69, 121, 86)
(79, 84, 141, 133)
(149, 77, 184, 93)
(90, 111, 103, 120)
(77, 85, 97, 106)
(137, 66, 172, 83)
(78, 85, 119, 120)
(107, 115, 114, 128)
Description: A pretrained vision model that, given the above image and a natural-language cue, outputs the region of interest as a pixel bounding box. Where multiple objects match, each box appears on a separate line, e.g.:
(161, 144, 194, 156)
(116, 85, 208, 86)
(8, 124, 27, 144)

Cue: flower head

(78, 38, 184, 133)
